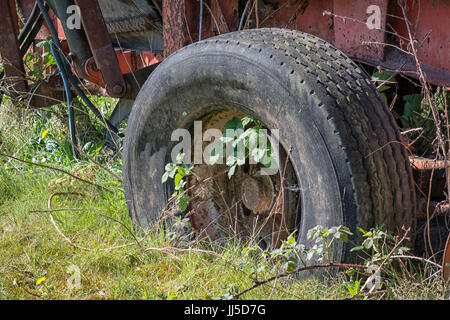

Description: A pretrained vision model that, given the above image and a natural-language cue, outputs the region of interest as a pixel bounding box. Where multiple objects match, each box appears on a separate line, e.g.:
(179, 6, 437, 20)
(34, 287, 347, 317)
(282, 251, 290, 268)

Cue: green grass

(0, 166, 336, 300)
(0, 99, 448, 300)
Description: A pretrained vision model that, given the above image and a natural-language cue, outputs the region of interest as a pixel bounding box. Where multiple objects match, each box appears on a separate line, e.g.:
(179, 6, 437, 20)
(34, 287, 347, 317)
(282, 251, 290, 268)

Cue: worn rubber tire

(123, 28, 416, 264)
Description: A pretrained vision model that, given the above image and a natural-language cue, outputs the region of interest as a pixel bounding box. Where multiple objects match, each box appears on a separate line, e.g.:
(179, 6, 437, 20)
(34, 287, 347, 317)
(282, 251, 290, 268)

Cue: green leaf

(224, 117, 244, 131)
(177, 166, 186, 176)
(371, 70, 394, 82)
(174, 173, 183, 187)
(176, 194, 192, 211)
(226, 155, 236, 167)
(401, 94, 423, 127)
(287, 236, 296, 245)
(350, 245, 365, 252)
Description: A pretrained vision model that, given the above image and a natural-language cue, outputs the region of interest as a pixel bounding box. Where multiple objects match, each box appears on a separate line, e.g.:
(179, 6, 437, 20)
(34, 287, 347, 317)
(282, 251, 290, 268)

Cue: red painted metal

(444, 234, 450, 282)
(211, 0, 239, 32)
(162, 0, 238, 57)
(74, 0, 126, 98)
(0, 0, 27, 97)
(389, 0, 450, 87)
(84, 50, 163, 87)
(162, 0, 192, 57)
(333, 0, 388, 61)
(3, 0, 450, 103)
(17, 0, 65, 40)
(260, 0, 334, 43)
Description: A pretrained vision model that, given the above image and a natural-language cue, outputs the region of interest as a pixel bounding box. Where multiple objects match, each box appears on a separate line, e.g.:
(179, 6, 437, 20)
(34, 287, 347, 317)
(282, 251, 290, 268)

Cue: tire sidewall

(123, 40, 363, 264)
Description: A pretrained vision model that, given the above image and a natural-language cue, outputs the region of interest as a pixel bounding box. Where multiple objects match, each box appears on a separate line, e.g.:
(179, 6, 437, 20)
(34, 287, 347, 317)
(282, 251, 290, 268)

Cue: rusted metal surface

(241, 176, 274, 212)
(211, 0, 239, 32)
(333, 0, 388, 61)
(0, 0, 27, 98)
(17, 0, 65, 40)
(74, 0, 126, 98)
(162, 0, 191, 57)
(83, 49, 162, 99)
(257, 0, 334, 43)
(239, 0, 449, 86)
(187, 110, 299, 249)
(410, 156, 447, 200)
(210, 0, 230, 33)
(4, 0, 449, 107)
(389, 0, 450, 87)
(410, 156, 450, 171)
(162, 0, 238, 57)
(444, 234, 450, 282)
(416, 197, 450, 219)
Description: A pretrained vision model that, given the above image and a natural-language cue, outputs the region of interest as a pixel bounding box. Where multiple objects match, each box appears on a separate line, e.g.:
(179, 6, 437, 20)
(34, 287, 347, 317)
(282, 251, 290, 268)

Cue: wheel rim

(184, 109, 301, 250)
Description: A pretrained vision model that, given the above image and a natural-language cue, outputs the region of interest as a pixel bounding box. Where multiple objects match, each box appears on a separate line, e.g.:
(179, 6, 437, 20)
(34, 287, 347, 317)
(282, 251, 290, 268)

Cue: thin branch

(0, 152, 112, 193)
(234, 262, 367, 299)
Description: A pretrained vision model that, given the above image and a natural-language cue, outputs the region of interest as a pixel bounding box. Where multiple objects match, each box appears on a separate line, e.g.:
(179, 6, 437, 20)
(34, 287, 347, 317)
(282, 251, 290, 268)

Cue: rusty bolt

(111, 83, 125, 96)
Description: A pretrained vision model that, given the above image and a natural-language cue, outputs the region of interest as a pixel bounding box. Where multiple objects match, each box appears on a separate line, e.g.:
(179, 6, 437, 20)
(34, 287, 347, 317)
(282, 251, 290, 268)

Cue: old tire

(123, 28, 416, 264)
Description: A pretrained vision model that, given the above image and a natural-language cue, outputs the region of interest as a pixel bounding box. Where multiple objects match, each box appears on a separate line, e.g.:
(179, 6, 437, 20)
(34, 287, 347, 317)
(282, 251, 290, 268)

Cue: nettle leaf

(287, 236, 296, 245)
(224, 117, 244, 131)
(209, 145, 222, 165)
(177, 166, 187, 178)
(364, 239, 374, 249)
(165, 163, 177, 177)
(176, 194, 192, 212)
(286, 261, 297, 273)
(371, 70, 394, 83)
(307, 225, 323, 241)
(306, 250, 315, 261)
(396, 246, 410, 254)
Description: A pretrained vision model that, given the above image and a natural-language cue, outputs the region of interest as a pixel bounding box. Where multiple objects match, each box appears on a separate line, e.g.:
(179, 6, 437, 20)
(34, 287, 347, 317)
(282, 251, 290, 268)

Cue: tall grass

(0, 96, 448, 300)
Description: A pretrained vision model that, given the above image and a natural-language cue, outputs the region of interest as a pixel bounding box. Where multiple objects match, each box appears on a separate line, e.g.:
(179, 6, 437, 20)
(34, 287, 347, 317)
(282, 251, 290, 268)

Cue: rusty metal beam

(162, 0, 239, 58)
(214, 0, 238, 32)
(444, 234, 450, 282)
(74, 0, 126, 98)
(409, 156, 450, 171)
(0, 0, 27, 99)
(162, 0, 192, 57)
(333, 0, 388, 62)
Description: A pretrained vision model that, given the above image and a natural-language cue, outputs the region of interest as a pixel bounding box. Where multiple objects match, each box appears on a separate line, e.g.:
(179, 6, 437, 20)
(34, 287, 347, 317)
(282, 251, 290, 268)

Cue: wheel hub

(186, 110, 300, 249)
(241, 176, 274, 212)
